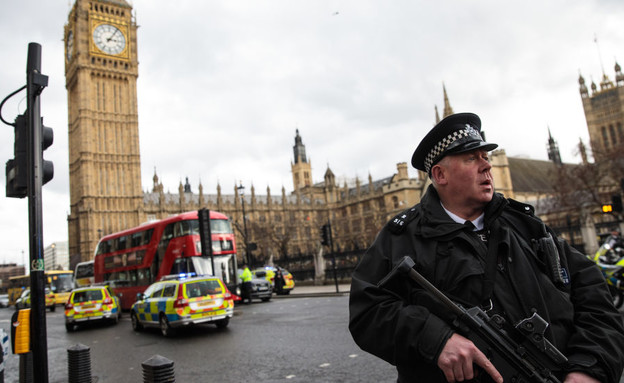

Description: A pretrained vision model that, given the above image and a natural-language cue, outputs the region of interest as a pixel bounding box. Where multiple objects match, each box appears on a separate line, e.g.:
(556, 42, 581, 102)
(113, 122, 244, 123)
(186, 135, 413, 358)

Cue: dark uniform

(349, 113, 624, 383)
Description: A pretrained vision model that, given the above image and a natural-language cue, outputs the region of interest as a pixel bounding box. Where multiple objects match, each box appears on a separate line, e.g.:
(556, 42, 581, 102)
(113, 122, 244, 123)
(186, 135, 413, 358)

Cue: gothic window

(602, 126, 609, 148)
(392, 196, 399, 209)
(609, 125, 617, 145)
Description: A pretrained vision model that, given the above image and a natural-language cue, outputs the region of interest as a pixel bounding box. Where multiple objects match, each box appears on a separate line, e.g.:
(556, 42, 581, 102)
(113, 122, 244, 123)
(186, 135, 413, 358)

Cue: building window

(609, 125, 617, 145)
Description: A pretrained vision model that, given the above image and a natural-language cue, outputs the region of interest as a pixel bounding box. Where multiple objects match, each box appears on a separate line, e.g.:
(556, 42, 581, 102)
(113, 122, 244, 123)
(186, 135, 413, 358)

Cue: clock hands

(106, 29, 120, 43)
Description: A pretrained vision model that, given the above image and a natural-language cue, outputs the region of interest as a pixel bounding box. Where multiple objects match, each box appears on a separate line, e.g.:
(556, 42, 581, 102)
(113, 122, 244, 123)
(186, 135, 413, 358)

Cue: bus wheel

(159, 314, 175, 337)
(131, 312, 142, 331)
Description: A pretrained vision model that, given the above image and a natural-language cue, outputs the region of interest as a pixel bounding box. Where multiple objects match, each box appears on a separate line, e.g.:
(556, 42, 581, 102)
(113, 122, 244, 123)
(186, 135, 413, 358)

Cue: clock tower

(64, 0, 144, 264)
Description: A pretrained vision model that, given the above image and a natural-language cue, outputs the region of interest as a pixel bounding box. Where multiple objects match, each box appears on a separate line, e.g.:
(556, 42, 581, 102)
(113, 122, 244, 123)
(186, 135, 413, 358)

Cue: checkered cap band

(424, 125, 480, 173)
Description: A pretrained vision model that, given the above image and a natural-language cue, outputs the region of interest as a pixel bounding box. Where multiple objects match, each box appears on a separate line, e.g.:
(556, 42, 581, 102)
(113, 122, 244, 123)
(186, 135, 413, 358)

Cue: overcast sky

(1, 0, 623, 266)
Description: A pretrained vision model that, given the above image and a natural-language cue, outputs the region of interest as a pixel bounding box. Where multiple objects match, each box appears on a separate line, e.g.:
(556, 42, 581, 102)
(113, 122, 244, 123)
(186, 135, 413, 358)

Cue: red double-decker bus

(93, 210, 239, 309)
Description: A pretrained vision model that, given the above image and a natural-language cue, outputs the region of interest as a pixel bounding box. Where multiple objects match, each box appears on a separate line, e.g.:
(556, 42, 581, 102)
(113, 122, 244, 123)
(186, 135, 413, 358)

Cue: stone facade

(578, 62, 624, 159)
(65, 0, 144, 266)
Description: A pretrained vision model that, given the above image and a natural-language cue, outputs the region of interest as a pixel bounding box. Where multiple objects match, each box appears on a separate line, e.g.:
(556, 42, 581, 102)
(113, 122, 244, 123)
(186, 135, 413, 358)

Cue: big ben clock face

(92, 24, 126, 56)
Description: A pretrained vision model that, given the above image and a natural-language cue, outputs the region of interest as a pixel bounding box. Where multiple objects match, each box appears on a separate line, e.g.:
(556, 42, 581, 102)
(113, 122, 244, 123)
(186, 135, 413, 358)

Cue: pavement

(274, 283, 351, 298)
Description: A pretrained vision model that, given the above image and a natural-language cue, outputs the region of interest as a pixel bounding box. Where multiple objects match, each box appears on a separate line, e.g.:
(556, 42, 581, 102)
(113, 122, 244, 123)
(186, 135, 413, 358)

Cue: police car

(15, 288, 56, 311)
(252, 266, 295, 295)
(64, 285, 122, 332)
(130, 274, 234, 337)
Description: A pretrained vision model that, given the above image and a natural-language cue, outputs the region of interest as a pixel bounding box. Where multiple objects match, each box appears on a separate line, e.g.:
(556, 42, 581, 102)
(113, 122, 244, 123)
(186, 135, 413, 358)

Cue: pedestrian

(239, 263, 253, 304)
(274, 267, 285, 295)
(349, 112, 624, 383)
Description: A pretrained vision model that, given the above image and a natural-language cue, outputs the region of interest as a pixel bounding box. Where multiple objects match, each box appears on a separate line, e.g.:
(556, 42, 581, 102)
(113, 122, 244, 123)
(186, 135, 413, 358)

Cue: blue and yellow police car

(130, 274, 234, 337)
(64, 285, 122, 331)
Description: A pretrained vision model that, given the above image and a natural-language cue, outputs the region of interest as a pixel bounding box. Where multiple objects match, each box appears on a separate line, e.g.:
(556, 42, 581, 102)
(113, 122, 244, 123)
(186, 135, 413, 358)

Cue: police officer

(349, 113, 624, 383)
(239, 263, 253, 304)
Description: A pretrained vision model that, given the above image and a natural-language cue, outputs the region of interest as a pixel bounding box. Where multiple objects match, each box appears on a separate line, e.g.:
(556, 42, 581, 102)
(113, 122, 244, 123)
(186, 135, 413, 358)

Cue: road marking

(319, 363, 331, 368)
(285, 375, 296, 379)
(349, 354, 358, 358)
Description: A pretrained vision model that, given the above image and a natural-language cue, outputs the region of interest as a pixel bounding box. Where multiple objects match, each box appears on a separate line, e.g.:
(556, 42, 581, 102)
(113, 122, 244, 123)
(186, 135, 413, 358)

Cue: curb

(273, 291, 350, 298)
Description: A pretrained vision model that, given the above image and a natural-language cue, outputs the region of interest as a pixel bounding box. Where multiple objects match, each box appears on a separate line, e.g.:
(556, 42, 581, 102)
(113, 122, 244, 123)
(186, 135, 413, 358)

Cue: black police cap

(411, 112, 498, 173)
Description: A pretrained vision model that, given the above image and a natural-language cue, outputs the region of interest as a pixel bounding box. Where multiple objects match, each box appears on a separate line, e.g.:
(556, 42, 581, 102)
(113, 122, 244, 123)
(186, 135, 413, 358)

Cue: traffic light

(320, 224, 331, 246)
(197, 208, 212, 256)
(612, 195, 623, 213)
(602, 204, 614, 213)
(41, 117, 54, 186)
(6, 113, 28, 198)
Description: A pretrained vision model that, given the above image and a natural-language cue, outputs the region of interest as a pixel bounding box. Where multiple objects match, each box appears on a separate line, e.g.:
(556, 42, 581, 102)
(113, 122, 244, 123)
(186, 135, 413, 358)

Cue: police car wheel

(131, 312, 142, 331)
(215, 317, 229, 329)
(50, 305, 56, 312)
(65, 323, 76, 332)
(159, 314, 175, 337)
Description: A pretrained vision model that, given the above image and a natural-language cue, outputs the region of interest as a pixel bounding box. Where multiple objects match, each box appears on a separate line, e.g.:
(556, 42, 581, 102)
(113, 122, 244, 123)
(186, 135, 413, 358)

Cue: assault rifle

(378, 256, 568, 383)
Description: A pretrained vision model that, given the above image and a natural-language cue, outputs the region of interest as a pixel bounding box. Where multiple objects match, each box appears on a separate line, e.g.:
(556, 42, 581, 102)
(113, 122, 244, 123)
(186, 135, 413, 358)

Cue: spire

(434, 105, 440, 124)
(578, 71, 589, 98)
(615, 61, 624, 86)
(547, 127, 562, 165)
(578, 138, 588, 164)
(293, 129, 307, 164)
(442, 83, 454, 118)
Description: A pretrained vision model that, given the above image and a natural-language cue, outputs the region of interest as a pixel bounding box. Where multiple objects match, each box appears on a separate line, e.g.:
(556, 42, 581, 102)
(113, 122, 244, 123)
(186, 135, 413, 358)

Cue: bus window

(74, 261, 94, 287)
(154, 223, 175, 279)
(162, 224, 174, 241)
(131, 232, 142, 247)
(171, 258, 192, 275)
(137, 268, 151, 286)
(142, 229, 154, 245)
(211, 219, 232, 234)
(174, 220, 193, 237)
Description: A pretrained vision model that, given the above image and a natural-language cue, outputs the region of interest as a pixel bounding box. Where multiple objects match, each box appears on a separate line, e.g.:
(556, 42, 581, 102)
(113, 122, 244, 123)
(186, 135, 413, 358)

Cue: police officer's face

(434, 149, 494, 210)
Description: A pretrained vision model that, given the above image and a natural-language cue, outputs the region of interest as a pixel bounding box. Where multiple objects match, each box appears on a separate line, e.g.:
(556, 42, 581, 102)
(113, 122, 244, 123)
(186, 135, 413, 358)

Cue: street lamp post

(237, 182, 250, 266)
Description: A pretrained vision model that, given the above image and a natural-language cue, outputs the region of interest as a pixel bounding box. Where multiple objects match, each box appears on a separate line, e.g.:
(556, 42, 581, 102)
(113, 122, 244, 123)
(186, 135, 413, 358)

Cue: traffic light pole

(26, 42, 49, 383)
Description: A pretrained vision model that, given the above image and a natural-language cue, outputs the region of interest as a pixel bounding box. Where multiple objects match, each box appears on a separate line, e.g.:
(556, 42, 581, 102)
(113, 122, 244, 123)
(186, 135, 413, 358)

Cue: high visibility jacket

(240, 268, 252, 283)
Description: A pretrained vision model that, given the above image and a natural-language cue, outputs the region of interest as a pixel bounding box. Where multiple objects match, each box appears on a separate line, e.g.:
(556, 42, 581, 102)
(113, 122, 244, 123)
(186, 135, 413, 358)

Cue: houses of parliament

(64, 0, 624, 272)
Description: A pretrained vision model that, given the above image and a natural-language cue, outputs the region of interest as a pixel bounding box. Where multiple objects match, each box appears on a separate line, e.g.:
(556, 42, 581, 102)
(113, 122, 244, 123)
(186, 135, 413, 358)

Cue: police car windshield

(74, 290, 103, 303)
(185, 280, 222, 298)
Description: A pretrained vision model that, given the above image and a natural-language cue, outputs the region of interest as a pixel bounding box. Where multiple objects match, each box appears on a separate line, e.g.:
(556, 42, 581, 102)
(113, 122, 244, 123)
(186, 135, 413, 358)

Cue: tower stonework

(64, 0, 144, 264)
(579, 62, 624, 160)
(291, 129, 312, 191)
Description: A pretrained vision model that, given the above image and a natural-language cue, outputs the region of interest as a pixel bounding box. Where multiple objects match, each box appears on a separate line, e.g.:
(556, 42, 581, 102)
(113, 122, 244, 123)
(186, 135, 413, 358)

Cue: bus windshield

(174, 219, 232, 236)
(48, 273, 74, 294)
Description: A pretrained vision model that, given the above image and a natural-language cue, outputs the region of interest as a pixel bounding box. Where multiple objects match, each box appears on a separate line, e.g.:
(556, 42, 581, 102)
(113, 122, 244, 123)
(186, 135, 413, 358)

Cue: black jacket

(349, 186, 624, 382)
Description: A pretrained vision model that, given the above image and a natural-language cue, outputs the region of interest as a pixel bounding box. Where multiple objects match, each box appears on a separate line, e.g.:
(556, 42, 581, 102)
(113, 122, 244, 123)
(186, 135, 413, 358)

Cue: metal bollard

(142, 355, 175, 383)
(67, 343, 92, 383)
(18, 352, 32, 383)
